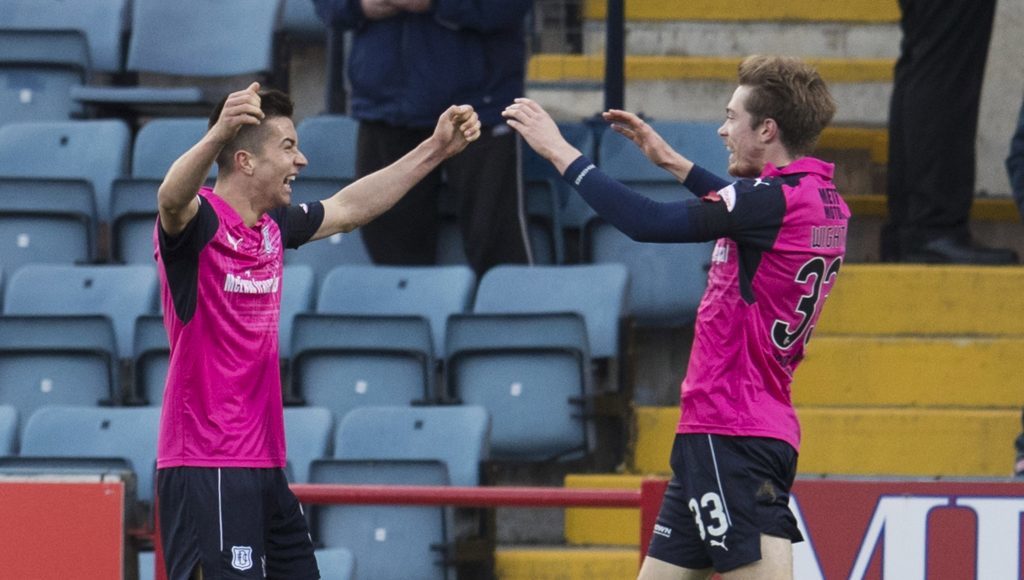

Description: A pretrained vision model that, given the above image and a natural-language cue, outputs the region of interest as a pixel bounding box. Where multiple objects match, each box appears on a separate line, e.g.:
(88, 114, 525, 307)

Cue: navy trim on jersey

(683, 164, 730, 197)
(159, 200, 218, 324)
(269, 201, 326, 249)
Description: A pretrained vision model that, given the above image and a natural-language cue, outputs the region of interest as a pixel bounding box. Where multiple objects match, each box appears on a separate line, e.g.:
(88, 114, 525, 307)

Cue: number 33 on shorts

(689, 491, 730, 542)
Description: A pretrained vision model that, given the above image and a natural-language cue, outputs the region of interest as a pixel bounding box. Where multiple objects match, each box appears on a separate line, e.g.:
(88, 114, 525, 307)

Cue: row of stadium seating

(1, 403, 489, 580)
(1, 0, 325, 127)
(0, 262, 635, 462)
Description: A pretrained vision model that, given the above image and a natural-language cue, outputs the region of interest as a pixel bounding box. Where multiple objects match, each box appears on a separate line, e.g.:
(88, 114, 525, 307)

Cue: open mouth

(283, 175, 297, 191)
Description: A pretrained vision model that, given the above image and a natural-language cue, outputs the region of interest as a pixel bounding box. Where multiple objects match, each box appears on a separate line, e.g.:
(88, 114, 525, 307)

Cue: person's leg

(445, 127, 530, 277)
(719, 535, 793, 580)
(637, 555, 713, 580)
(263, 469, 319, 580)
(1006, 95, 1024, 220)
(355, 121, 442, 265)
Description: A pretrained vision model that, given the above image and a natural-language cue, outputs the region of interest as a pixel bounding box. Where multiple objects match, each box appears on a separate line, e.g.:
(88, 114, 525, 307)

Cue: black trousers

(882, 0, 996, 257)
(355, 121, 530, 277)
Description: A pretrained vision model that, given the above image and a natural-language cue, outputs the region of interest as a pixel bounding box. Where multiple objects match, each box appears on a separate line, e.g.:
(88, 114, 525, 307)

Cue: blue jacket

(314, 0, 532, 128)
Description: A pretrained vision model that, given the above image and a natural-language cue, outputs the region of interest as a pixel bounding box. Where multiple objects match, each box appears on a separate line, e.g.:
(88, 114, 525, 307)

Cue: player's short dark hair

(737, 55, 836, 156)
(208, 88, 295, 173)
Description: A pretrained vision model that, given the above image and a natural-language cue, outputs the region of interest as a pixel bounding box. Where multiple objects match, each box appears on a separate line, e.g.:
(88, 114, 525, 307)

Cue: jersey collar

(761, 157, 834, 180)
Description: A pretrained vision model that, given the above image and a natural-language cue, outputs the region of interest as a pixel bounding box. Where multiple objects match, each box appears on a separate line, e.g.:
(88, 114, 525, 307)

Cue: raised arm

(157, 82, 263, 235)
(310, 104, 481, 240)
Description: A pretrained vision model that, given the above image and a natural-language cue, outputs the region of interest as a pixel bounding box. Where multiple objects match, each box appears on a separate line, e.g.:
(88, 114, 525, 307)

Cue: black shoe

(901, 235, 1019, 265)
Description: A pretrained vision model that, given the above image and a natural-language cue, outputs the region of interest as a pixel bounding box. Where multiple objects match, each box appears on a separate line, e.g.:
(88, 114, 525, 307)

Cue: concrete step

(495, 546, 637, 579)
(632, 406, 1021, 478)
(794, 336, 1024, 407)
(564, 474, 643, 547)
(817, 264, 1024, 336)
(581, 0, 899, 22)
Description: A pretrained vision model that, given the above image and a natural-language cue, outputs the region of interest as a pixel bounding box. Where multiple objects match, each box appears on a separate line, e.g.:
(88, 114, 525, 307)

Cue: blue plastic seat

(4, 264, 158, 359)
(315, 547, 355, 580)
(317, 265, 475, 359)
(333, 405, 490, 487)
(598, 120, 729, 183)
(445, 313, 591, 461)
(283, 406, 334, 484)
(296, 115, 359, 181)
(290, 314, 435, 416)
(132, 118, 214, 180)
(1, 0, 129, 74)
(283, 187, 372, 284)
(131, 314, 167, 405)
(309, 459, 450, 580)
(0, 120, 131, 223)
(473, 264, 627, 361)
(0, 405, 17, 455)
(0, 316, 119, 419)
(71, 0, 280, 111)
(20, 405, 162, 502)
(109, 178, 159, 264)
(0, 30, 88, 125)
(280, 264, 316, 361)
(0, 178, 98, 269)
(282, 0, 328, 41)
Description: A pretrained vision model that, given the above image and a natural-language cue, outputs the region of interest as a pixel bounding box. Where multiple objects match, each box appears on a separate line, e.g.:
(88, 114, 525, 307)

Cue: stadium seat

(0, 119, 131, 222)
(315, 547, 355, 580)
(280, 264, 315, 360)
(0, 316, 119, 420)
(290, 314, 435, 415)
(598, 120, 729, 183)
(4, 264, 158, 359)
(333, 405, 490, 487)
(138, 551, 155, 580)
(71, 0, 280, 113)
(524, 121, 600, 232)
(283, 406, 334, 484)
(20, 405, 161, 503)
(445, 313, 591, 461)
(109, 178, 159, 264)
(309, 459, 451, 580)
(0, 178, 98, 269)
(472, 264, 628, 361)
(282, 0, 328, 42)
(1, 0, 129, 74)
(296, 115, 359, 181)
(0, 30, 88, 125)
(131, 314, 167, 405)
(317, 265, 476, 359)
(0, 405, 17, 455)
(131, 118, 213, 181)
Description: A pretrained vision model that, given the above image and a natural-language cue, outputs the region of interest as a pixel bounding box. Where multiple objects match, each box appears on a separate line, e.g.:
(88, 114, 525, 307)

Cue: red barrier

(154, 478, 669, 578)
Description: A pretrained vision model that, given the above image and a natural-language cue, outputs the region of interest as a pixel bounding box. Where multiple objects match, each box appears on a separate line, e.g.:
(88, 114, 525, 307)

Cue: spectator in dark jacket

(314, 0, 535, 276)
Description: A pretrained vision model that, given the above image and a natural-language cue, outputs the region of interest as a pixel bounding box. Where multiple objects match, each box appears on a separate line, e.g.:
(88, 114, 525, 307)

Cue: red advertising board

(791, 479, 1024, 579)
(0, 479, 125, 580)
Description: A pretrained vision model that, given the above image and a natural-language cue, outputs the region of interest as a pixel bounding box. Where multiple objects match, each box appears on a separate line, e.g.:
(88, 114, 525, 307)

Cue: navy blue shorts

(646, 434, 803, 573)
(157, 467, 320, 580)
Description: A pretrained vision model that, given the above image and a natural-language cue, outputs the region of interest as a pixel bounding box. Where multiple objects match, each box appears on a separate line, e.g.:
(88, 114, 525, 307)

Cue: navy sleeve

(683, 164, 730, 197)
(563, 156, 786, 246)
(271, 201, 327, 249)
(158, 199, 218, 324)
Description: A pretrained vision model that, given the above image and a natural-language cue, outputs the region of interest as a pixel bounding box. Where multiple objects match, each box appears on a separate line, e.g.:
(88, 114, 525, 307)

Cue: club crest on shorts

(231, 546, 254, 571)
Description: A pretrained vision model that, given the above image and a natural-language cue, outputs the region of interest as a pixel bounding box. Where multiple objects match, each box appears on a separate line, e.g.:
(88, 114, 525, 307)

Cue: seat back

(0, 316, 118, 418)
(0, 30, 87, 124)
(0, 120, 131, 222)
(280, 264, 315, 360)
(20, 405, 161, 502)
(314, 547, 355, 580)
(283, 185, 371, 283)
(473, 264, 627, 360)
(296, 115, 358, 180)
(283, 406, 334, 483)
(126, 0, 279, 77)
(4, 264, 158, 358)
(1, 0, 129, 73)
(0, 405, 16, 455)
(290, 314, 435, 414)
(0, 178, 97, 269)
(132, 118, 213, 180)
(318, 265, 475, 358)
(598, 120, 729, 182)
(309, 459, 450, 580)
(109, 178, 159, 264)
(334, 405, 489, 487)
(445, 313, 590, 460)
(132, 314, 168, 405)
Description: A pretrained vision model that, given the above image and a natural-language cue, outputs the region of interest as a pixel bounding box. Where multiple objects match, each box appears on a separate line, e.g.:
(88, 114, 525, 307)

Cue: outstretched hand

(209, 82, 264, 145)
(433, 105, 481, 159)
(602, 109, 678, 168)
(502, 98, 580, 174)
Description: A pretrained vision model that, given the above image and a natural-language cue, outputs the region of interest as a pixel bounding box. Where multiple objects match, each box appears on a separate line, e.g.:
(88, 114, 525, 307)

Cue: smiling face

(246, 116, 307, 210)
(718, 85, 768, 178)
